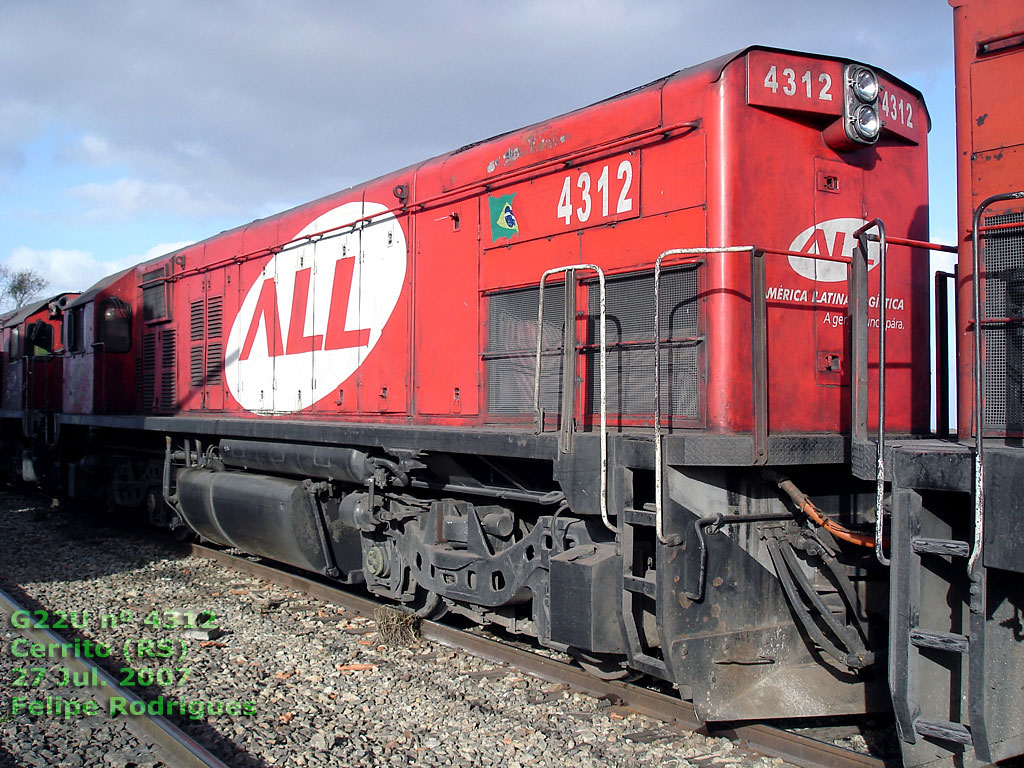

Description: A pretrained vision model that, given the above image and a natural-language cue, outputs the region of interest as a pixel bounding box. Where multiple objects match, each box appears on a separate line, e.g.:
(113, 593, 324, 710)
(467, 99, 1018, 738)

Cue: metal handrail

(654, 246, 756, 545)
(968, 191, 1024, 576)
(853, 219, 889, 566)
(533, 264, 613, 533)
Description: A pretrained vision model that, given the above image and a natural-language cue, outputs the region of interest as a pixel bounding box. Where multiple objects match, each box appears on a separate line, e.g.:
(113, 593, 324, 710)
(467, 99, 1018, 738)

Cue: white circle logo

(224, 201, 407, 413)
(787, 217, 880, 283)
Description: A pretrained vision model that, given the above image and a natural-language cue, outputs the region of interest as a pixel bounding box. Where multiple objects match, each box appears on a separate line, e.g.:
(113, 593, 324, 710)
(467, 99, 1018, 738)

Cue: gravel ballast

(0, 491, 791, 768)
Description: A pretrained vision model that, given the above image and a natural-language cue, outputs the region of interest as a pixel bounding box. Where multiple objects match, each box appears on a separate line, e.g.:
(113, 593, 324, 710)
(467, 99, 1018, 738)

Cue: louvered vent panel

(207, 295, 223, 338)
(585, 268, 701, 419)
(982, 211, 1024, 433)
(190, 347, 204, 387)
(190, 301, 204, 341)
(206, 342, 223, 385)
(486, 287, 564, 415)
(142, 332, 156, 410)
(161, 329, 176, 409)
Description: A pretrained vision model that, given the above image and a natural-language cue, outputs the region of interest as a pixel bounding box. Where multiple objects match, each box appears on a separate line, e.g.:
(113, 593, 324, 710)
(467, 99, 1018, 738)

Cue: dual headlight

(846, 65, 880, 143)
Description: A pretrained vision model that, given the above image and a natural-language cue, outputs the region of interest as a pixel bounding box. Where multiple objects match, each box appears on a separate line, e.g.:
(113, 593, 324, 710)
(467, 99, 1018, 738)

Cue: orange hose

(766, 471, 878, 548)
(800, 499, 876, 548)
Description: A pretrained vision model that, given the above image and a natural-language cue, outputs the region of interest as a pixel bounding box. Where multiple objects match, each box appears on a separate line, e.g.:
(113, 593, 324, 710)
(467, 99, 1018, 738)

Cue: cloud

(68, 178, 236, 221)
(138, 241, 194, 263)
(0, 0, 958, 275)
(59, 133, 116, 166)
(5, 248, 124, 295)
(4, 242, 192, 296)
(0, 0, 955, 212)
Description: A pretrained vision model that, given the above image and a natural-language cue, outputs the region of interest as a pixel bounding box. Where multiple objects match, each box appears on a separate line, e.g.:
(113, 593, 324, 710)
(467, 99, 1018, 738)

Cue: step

(912, 537, 971, 558)
(910, 629, 969, 653)
(914, 718, 973, 745)
(623, 507, 656, 527)
(630, 651, 670, 678)
(623, 574, 657, 598)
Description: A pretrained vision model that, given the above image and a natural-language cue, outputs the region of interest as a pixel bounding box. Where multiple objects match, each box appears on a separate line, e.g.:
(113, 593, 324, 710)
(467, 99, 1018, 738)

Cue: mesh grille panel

(142, 268, 167, 322)
(586, 346, 699, 418)
(487, 356, 563, 415)
(487, 287, 564, 354)
(982, 211, 1024, 431)
(484, 270, 701, 420)
(587, 268, 699, 344)
(486, 287, 564, 415)
(586, 268, 700, 418)
(982, 325, 1024, 433)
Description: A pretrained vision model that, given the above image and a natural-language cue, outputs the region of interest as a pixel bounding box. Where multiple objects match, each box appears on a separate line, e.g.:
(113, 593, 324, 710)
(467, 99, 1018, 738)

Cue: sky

(0, 0, 958, 297)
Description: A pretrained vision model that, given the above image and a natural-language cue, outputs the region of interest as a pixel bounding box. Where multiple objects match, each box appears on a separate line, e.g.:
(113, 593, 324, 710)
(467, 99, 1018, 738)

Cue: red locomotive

(1, 1, 1021, 764)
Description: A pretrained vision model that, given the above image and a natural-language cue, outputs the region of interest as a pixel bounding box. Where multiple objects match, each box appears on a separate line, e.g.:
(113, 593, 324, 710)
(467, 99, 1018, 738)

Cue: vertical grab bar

(654, 246, 755, 545)
(854, 219, 889, 566)
(934, 270, 955, 439)
(533, 264, 613, 533)
(968, 190, 1024, 576)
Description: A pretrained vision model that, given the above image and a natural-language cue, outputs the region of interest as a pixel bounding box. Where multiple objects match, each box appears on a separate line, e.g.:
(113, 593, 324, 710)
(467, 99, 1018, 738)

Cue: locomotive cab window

(98, 298, 132, 353)
(25, 321, 53, 357)
(8, 327, 20, 359)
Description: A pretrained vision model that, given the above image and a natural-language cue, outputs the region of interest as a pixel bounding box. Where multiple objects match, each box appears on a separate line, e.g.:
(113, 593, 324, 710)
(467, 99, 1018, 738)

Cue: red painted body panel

(705, 53, 929, 434)
(0, 297, 74, 416)
(68, 47, 931, 442)
(950, 0, 1024, 436)
(63, 272, 137, 415)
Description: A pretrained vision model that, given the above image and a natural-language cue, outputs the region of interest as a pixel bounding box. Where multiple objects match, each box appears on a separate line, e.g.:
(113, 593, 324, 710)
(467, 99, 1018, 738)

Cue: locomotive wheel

(145, 486, 197, 541)
(145, 487, 169, 528)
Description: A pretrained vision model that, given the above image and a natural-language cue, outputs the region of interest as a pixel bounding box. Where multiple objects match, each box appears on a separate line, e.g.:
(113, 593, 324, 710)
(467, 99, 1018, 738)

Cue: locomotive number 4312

(556, 158, 635, 226)
(762, 64, 834, 101)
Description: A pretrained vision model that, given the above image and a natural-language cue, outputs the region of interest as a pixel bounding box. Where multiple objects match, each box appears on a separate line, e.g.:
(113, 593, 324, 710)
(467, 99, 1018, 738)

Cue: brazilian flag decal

(488, 193, 519, 241)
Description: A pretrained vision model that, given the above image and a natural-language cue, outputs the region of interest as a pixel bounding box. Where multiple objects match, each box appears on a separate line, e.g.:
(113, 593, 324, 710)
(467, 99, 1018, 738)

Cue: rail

(533, 264, 613, 533)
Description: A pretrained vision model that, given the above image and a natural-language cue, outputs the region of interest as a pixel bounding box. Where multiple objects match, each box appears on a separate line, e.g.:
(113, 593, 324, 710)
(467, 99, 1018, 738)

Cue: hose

(764, 470, 876, 548)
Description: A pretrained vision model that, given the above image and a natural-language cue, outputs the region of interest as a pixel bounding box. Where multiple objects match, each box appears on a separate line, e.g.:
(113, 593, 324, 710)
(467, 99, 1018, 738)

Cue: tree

(0, 266, 49, 310)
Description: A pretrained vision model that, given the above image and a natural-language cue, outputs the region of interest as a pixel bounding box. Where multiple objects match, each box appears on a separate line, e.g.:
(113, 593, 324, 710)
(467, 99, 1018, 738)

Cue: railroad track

(188, 543, 892, 768)
(0, 585, 230, 768)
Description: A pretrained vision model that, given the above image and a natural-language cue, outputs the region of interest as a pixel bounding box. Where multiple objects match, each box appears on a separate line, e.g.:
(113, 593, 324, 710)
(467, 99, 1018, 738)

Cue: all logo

(787, 217, 880, 283)
(224, 201, 407, 413)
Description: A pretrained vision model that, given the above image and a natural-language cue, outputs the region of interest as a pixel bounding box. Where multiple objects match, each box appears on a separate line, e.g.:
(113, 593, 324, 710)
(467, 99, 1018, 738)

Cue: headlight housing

(854, 105, 880, 141)
(841, 63, 881, 146)
(852, 67, 879, 103)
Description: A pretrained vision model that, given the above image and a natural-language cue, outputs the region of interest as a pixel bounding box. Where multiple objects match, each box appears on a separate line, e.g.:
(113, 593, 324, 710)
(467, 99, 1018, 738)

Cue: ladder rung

(912, 537, 971, 557)
(914, 718, 973, 745)
(910, 629, 969, 653)
(631, 651, 669, 677)
(623, 508, 656, 526)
